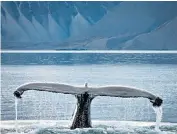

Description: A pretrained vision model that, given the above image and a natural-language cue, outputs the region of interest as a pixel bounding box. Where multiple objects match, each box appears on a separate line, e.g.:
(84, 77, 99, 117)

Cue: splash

(15, 97, 18, 133)
(2, 120, 177, 134)
(153, 106, 163, 131)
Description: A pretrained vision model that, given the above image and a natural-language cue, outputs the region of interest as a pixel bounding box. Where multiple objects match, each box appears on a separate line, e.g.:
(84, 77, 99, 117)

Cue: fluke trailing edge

(14, 83, 163, 129)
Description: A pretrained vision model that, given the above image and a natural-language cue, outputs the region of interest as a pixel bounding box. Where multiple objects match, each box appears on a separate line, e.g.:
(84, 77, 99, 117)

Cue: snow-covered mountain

(121, 17, 177, 50)
(1, 1, 177, 50)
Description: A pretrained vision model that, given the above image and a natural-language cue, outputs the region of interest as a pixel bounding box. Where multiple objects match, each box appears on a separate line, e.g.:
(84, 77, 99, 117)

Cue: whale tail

(13, 83, 163, 129)
(150, 97, 163, 107)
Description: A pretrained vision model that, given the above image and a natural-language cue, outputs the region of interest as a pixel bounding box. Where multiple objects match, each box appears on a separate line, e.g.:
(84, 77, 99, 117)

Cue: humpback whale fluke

(13, 83, 163, 129)
(150, 97, 163, 107)
(14, 90, 22, 98)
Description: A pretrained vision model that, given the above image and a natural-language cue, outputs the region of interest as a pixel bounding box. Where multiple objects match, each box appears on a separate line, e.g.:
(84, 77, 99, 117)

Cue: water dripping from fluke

(13, 83, 164, 130)
(15, 97, 18, 133)
(153, 106, 163, 132)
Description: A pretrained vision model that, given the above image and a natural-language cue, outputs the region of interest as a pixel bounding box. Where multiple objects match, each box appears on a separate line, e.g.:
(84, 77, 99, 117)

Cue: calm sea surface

(1, 53, 177, 124)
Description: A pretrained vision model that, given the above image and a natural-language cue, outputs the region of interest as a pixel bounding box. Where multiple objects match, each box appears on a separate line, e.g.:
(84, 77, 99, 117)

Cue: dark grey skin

(13, 83, 163, 129)
(69, 92, 162, 129)
(14, 90, 162, 129)
(70, 92, 94, 129)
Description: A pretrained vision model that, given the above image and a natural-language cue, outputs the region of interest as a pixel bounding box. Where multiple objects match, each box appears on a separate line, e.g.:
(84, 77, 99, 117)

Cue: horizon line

(1, 50, 177, 54)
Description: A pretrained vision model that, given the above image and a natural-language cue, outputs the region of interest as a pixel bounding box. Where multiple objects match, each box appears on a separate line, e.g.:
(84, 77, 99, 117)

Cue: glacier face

(1, 1, 177, 50)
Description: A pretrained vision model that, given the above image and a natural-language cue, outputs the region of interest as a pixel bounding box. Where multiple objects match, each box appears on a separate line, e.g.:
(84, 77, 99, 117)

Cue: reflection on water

(1, 53, 177, 65)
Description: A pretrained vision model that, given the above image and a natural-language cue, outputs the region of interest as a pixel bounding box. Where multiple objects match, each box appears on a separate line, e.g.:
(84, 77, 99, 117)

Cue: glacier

(1, 1, 177, 50)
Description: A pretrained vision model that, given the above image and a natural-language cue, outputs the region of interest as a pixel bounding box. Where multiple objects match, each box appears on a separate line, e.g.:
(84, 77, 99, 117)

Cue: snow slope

(121, 17, 177, 50)
(1, 1, 177, 50)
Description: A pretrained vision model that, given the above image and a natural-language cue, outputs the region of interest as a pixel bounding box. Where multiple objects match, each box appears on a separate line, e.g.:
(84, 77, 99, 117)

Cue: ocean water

(1, 52, 177, 134)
